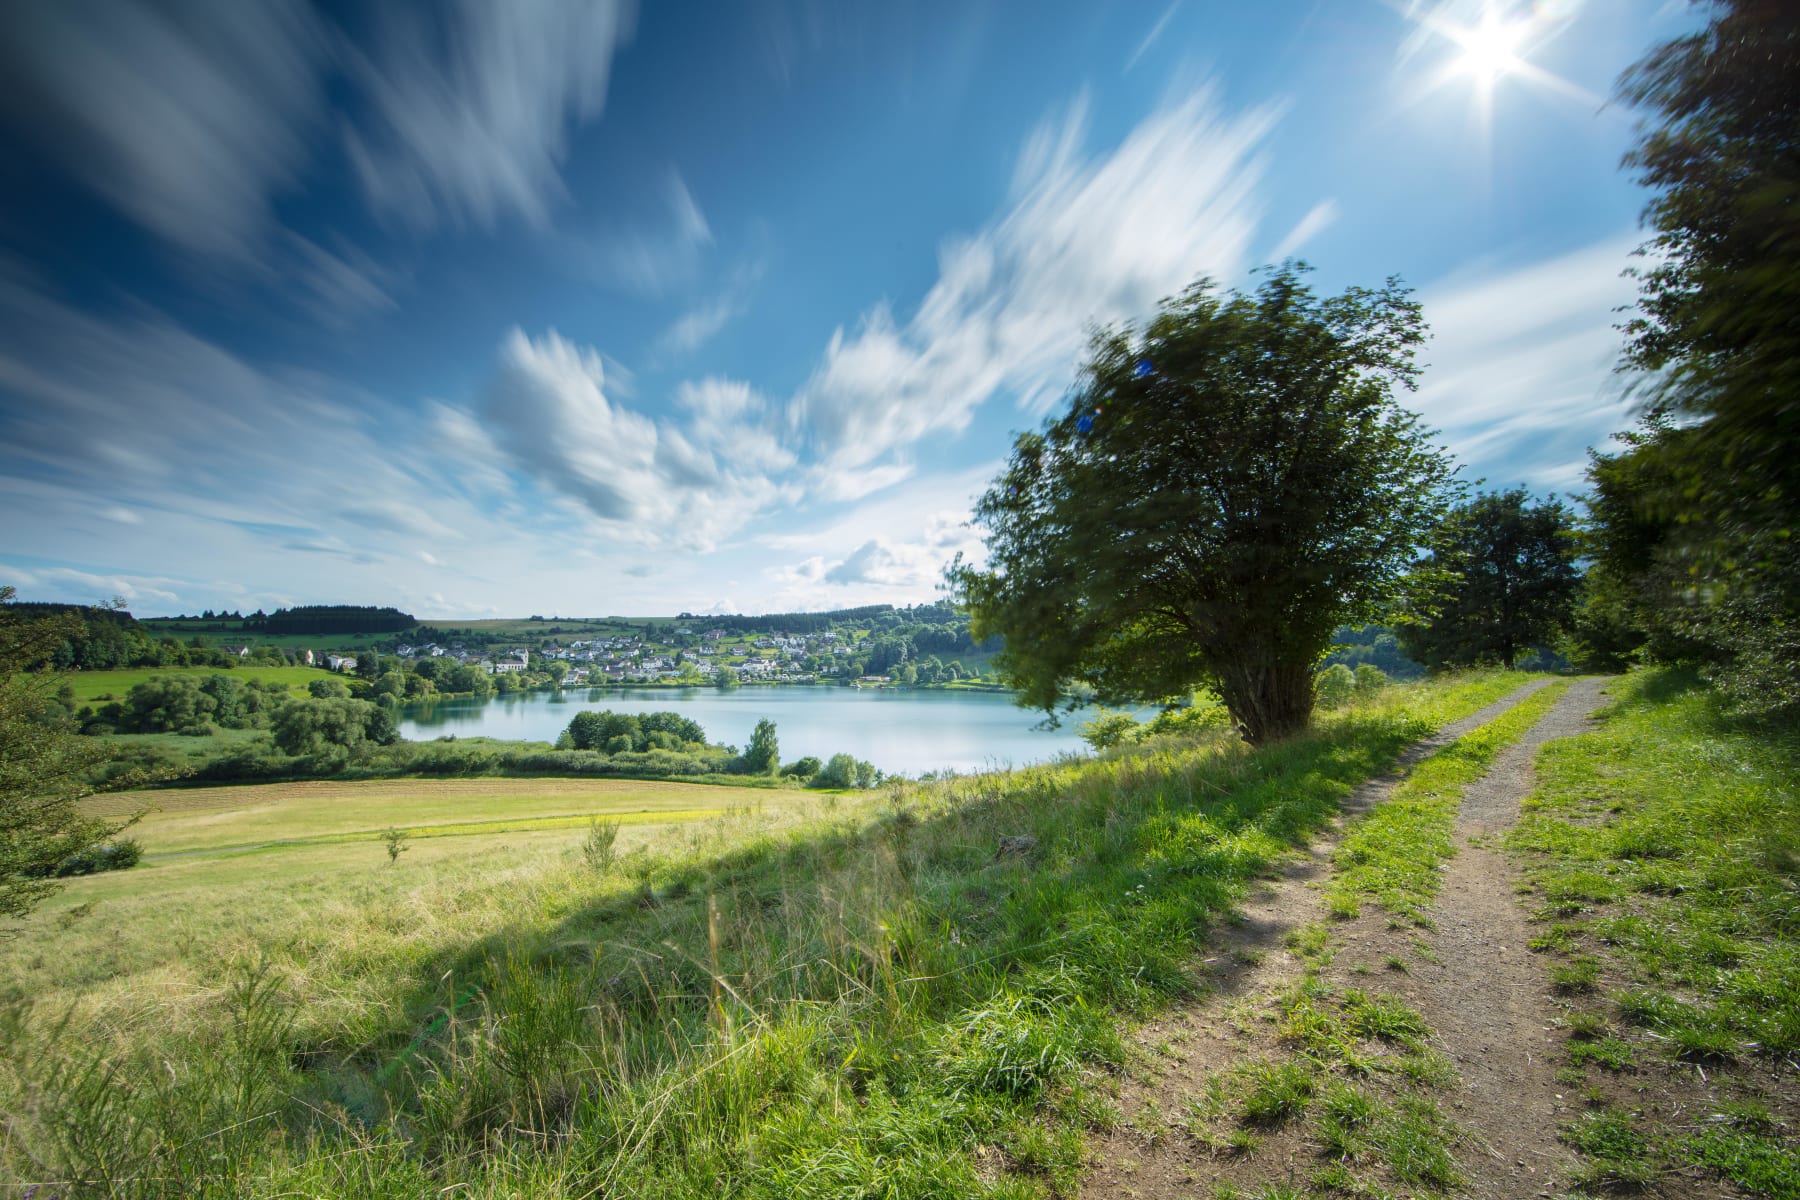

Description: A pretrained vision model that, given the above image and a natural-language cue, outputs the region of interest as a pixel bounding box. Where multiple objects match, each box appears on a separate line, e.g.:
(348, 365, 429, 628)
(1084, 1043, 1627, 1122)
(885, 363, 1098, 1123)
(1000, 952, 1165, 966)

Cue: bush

(28, 837, 143, 878)
(582, 819, 622, 873)
(780, 756, 822, 779)
(1314, 663, 1357, 709)
(813, 752, 877, 789)
(1078, 710, 1141, 751)
(1353, 664, 1388, 695)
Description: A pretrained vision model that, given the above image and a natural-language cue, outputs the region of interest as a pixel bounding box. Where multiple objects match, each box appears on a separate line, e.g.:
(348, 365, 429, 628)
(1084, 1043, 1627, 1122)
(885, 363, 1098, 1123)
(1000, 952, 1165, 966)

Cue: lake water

(398, 686, 1092, 775)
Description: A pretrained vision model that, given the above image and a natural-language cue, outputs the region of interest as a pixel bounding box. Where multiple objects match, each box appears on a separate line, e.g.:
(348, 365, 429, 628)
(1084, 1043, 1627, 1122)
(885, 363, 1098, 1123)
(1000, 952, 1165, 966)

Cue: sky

(0, 0, 1696, 619)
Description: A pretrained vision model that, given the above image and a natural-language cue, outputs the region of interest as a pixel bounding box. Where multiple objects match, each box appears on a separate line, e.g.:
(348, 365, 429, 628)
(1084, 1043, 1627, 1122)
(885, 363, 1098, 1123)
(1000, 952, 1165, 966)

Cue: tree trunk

(1216, 659, 1315, 745)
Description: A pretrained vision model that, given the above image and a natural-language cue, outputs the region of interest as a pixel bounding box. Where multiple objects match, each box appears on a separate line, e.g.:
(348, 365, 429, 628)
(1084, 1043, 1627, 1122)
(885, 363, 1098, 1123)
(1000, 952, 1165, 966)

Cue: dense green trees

(1, 587, 140, 922)
(744, 718, 780, 775)
(952, 268, 1455, 744)
(106, 673, 290, 734)
(564, 710, 707, 754)
(269, 697, 398, 756)
(1400, 489, 1581, 670)
(1598, 0, 1800, 711)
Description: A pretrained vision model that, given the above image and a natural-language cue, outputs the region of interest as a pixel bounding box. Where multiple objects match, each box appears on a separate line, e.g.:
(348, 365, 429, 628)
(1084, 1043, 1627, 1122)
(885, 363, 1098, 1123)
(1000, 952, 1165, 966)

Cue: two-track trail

(1079, 677, 1609, 1199)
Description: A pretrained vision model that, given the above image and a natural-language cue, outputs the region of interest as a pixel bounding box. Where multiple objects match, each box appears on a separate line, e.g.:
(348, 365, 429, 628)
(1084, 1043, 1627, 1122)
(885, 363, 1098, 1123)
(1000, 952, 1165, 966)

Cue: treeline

(677, 605, 896, 634)
(19, 604, 273, 671)
(1322, 626, 1423, 680)
(562, 710, 880, 788)
(256, 605, 415, 635)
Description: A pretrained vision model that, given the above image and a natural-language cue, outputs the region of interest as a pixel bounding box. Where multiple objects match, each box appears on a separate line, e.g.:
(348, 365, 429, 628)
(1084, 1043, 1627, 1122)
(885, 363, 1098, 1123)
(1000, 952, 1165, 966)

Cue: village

(361, 626, 886, 686)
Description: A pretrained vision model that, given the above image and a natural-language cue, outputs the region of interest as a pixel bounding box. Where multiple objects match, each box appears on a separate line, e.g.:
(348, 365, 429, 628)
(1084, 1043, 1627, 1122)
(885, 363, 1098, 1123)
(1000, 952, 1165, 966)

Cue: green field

(88, 775, 786, 856)
(6, 775, 816, 1012)
(0, 669, 1546, 1199)
(63, 664, 335, 703)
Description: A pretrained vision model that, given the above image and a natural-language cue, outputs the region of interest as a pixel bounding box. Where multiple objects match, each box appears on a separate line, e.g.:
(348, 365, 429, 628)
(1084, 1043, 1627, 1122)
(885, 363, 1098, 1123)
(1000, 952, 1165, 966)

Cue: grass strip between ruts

(1327, 680, 1570, 925)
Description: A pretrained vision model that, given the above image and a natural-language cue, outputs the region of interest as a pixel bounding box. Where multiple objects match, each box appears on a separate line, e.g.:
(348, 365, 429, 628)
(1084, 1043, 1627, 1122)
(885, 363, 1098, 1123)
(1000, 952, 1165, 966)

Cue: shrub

(814, 752, 877, 789)
(29, 837, 143, 878)
(1314, 663, 1357, 709)
(1078, 710, 1142, 751)
(780, 756, 822, 779)
(583, 819, 622, 873)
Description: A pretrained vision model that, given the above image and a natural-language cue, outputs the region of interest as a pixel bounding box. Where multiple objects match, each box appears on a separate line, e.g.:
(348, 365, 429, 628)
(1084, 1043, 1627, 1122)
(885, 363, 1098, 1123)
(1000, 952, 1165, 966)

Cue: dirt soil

(1079, 677, 1609, 1199)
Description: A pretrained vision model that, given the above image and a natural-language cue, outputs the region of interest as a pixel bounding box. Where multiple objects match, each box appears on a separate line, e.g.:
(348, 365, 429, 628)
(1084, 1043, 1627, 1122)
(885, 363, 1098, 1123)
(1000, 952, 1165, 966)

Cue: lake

(399, 686, 1093, 775)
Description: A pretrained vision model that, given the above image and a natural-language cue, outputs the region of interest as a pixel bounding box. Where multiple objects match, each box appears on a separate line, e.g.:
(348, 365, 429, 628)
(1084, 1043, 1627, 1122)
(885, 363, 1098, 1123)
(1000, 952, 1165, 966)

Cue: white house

(490, 649, 530, 674)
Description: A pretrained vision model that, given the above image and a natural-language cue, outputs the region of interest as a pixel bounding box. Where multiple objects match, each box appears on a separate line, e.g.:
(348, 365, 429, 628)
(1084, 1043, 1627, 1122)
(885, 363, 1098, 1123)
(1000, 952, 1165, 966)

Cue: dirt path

(1388, 676, 1609, 1198)
(1079, 678, 1605, 1199)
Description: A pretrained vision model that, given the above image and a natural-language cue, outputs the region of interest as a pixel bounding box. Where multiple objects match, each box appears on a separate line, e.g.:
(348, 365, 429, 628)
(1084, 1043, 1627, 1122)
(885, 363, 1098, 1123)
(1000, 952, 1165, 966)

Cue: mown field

(63, 664, 332, 703)
(8, 776, 816, 1013)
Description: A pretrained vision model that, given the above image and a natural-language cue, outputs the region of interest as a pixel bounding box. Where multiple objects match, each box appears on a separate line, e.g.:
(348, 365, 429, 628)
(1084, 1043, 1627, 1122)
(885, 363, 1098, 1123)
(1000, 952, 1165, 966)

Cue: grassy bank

(1506, 670, 1800, 1196)
(1, 670, 1539, 1198)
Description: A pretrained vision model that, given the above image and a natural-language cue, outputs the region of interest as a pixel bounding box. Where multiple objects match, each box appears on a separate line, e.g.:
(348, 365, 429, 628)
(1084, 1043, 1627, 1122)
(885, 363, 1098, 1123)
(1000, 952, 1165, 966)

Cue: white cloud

(657, 253, 768, 355)
(346, 0, 635, 231)
(1, 563, 185, 608)
(788, 86, 1276, 479)
(574, 174, 716, 295)
(286, 234, 402, 328)
(0, 272, 553, 613)
(0, 0, 330, 262)
(1268, 199, 1340, 263)
(474, 331, 796, 549)
(1125, 2, 1181, 72)
(1414, 234, 1641, 490)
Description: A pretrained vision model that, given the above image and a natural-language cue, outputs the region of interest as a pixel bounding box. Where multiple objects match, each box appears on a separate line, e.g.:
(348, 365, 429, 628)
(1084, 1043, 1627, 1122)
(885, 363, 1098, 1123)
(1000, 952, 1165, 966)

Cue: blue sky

(0, 0, 1692, 618)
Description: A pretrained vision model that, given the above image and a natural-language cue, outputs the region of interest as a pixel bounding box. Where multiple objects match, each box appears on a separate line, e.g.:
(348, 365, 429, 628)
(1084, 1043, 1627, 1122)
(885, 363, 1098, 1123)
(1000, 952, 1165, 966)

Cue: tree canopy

(0, 587, 140, 923)
(1596, 0, 1800, 711)
(1399, 489, 1581, 670)
(951, 267, 1455, 744)
(743, 718, 779, 775)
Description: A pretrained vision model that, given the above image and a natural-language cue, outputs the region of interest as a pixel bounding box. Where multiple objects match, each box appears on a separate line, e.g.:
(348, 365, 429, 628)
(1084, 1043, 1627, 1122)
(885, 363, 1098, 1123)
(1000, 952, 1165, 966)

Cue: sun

(1448, 11, 1531, 86)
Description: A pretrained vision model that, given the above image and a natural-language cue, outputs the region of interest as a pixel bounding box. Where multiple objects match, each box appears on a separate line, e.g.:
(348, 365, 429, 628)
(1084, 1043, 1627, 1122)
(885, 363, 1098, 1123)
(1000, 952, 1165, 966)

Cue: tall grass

(1, 671, 1537, 1198)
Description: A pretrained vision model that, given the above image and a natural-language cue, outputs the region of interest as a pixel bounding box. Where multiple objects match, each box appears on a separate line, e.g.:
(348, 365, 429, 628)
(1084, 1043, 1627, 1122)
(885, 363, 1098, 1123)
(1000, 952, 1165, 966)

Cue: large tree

(1399, 489, 1581, 670)
(0, 587, 138, 924)
(1613, 0, 1800, 711)
(951, 268, 1456, 744)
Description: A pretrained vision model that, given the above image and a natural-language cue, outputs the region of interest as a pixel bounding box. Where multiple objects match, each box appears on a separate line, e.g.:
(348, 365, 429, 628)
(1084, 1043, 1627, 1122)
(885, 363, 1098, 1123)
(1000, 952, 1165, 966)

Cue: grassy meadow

(63, 664, 331, 704)
(1, 670, 1543, 1198)
(11, 777, 813, 1010)
(1505, 670, 1800, 1195)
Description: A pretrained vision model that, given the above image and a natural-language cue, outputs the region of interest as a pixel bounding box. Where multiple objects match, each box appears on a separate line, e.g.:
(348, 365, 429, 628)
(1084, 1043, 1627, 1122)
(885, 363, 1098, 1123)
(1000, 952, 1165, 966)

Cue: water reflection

(400, 686, 1090, 776)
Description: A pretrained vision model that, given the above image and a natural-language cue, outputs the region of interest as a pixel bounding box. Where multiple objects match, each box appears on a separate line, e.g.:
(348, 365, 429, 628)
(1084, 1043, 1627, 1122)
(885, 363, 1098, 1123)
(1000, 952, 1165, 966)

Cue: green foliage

(779, 756, 822, 780)
(380, 826, 410, 865)
(951, 266, 1455, 744)
(1323, 625, 1423, 680)
(564, 709, 708, 754)
(269, 697, 395, 756)
(744, 718, 780, 775)
(1313, 663, 1356, 710)
(1, 586, 143, 922)
(1077, 709, 1142, 751)
(581, 818, 622, 873)
(814, 752, 876, 789)
(1400, 488, 1581, 671)
(1604, 2, 1800, 711)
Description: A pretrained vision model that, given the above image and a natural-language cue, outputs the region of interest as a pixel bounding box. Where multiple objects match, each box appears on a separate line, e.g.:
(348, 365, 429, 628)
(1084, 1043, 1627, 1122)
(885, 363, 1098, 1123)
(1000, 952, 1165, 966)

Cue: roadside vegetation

(1327, 680, 1567, 923)
(1507, 669, 1800, 1196)
(0, 670, 1531, 1197)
